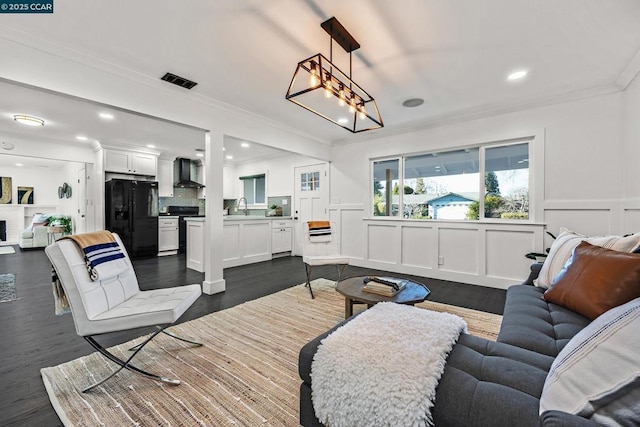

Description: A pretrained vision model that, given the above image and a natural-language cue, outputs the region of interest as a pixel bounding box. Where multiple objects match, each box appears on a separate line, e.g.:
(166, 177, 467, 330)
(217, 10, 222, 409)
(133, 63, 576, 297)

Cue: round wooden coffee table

(336, 276, 431, 318)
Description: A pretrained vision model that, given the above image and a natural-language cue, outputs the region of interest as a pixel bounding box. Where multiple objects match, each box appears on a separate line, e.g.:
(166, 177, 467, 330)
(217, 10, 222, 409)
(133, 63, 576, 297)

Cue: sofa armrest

(539, 410, 601, 426)
(522, 262, 544, 286)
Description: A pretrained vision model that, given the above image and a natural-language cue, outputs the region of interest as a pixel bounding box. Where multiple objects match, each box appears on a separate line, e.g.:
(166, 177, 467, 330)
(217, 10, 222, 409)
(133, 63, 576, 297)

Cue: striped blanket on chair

(308, 221, 332, 243)
(52, 231, 128, 315)
(61, 231, 128, 281)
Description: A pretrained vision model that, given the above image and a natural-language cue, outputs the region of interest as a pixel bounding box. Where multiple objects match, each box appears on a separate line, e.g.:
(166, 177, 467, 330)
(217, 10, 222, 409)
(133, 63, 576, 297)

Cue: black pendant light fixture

(286, 17, 383, 133)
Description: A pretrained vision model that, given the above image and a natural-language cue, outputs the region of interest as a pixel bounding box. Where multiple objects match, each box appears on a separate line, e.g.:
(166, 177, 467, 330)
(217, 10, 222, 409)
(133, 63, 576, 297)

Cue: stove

(166, 206, 204, 253)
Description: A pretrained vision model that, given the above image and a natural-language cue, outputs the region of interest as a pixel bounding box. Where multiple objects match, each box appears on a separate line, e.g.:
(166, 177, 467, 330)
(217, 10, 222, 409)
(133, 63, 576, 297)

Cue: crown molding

(332, 84, 622, 146)
(0, 26, 332, 147)
(615, 47, 640, 90)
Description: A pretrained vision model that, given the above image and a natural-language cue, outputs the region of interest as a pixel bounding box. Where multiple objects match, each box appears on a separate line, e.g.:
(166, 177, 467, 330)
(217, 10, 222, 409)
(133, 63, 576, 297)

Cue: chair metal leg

(304, 263, 315, 299)
(129, 325, 203, 351)
(82, 326, 180, 393)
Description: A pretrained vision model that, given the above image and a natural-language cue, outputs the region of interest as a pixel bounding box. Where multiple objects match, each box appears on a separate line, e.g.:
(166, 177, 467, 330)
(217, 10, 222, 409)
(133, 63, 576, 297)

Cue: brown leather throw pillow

(543, 241, 640, 320)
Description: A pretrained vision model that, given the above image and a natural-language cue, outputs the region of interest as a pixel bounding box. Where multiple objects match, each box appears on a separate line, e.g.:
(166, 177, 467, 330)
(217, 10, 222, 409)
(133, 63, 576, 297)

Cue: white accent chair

(45, 233, 202, 392)
(19, 213, 50, 249)
(302, 222, 349, 299)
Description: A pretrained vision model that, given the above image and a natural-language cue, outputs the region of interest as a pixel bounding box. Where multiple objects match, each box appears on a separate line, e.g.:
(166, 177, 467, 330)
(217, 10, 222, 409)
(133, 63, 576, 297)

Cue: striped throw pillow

(535, 228, 640, 289)
(539, 297, 640, 424)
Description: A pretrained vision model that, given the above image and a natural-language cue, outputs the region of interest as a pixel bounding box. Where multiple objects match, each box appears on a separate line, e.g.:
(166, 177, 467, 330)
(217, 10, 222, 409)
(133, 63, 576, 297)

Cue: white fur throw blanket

(311, 302, 467, 427)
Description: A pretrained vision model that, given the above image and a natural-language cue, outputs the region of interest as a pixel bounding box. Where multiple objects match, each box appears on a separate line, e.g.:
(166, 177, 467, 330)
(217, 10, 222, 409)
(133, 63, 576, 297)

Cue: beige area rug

(41, 278, 502, 426)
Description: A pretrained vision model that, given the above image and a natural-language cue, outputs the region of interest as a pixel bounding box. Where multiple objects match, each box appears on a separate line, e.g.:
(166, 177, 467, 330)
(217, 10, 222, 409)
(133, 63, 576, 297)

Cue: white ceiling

(1, 0, 639, 158)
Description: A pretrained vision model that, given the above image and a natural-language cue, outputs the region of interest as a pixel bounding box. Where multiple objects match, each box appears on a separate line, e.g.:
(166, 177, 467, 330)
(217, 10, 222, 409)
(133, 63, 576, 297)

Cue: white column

(202, 130, 226, 294)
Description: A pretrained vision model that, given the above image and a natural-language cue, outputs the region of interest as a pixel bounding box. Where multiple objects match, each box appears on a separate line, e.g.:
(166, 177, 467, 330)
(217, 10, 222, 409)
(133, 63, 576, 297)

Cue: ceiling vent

(160, 72, 198, 90)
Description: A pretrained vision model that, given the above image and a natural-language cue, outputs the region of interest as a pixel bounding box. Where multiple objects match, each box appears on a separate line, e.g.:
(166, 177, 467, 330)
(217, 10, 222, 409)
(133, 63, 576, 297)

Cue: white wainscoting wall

(330, 204, 545, 289)
(330, 199, 640, 290)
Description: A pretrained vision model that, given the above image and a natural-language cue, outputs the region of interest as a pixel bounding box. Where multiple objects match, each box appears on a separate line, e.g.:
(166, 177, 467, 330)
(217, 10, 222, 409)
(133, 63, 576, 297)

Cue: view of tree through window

(373, 159, 399, 216)
(372, 141, 530, 220)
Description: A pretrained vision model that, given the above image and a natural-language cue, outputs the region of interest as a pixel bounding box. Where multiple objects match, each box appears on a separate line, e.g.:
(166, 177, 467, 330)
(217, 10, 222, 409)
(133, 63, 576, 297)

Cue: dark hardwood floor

(0, 246, 507, 427)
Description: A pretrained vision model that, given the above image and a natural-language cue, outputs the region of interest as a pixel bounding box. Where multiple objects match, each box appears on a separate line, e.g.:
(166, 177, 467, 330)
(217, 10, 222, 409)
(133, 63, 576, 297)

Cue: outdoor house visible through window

(372, 140, 531, 221)
(240, 174, 266, 205)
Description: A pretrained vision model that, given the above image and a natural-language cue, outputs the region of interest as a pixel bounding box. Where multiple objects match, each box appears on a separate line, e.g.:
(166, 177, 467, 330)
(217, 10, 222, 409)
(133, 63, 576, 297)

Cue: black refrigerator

(105, 179, 159, 259)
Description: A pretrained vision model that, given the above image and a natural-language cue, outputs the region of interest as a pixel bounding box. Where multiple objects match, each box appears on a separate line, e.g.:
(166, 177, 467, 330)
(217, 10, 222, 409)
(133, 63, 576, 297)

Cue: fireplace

(0, 220, 5, 242)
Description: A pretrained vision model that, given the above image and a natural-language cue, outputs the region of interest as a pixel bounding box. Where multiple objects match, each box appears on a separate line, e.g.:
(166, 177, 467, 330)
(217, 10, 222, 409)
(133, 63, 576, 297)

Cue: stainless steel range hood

(174, 158, 204, 188)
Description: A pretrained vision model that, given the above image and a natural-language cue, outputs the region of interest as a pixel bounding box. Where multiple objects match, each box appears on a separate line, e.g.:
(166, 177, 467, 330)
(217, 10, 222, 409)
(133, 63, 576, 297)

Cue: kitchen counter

(184, 217, 205, 222)
(224, 216, 292, 221)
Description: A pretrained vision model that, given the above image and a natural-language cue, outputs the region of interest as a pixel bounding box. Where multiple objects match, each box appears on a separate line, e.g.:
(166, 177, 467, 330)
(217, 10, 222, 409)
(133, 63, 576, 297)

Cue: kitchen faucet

(237, 197, 249, 216)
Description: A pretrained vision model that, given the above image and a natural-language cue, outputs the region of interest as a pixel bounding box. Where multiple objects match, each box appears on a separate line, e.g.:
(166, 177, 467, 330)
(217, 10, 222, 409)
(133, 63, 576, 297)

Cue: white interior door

(76, 166, 87, 234)
(293, 163, 329, 256)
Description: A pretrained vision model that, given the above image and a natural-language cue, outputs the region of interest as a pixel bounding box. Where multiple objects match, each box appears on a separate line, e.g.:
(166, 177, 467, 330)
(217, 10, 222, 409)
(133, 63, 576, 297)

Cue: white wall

(0, 163, 62, 206)
(621, 73, 640, 232)
(330, 91, 629, 288)
(56, 161, 87, 233)
(229, 152, 321, 200)
(623, 74, 640, 200)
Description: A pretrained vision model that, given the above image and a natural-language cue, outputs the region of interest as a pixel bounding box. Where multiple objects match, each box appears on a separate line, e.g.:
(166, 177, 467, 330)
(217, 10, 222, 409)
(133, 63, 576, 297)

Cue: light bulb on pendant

(358, 104, 367, 120)
(309, 62, 319, 87)
(338, 85, 346, 106)
(324, 74, 333, 98)
(348, 97, 357, 114)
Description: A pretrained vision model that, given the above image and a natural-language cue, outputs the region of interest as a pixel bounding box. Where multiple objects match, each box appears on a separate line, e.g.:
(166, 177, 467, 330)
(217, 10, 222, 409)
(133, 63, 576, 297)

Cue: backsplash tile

(224, 195, 291, 216)
(159, 187, 205, 214)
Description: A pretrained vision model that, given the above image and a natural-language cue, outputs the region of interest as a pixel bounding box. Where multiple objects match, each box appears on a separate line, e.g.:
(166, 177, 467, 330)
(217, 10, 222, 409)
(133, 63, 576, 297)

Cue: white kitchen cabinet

(105, 149, 157, 176)
(223, 218, 272, 268)
(158, 159, 174, 197)
(158, 216, 178, 255)
(186, 218, 205, 272)
(196, 163, 206, 199)
(271, 219, 293, 254)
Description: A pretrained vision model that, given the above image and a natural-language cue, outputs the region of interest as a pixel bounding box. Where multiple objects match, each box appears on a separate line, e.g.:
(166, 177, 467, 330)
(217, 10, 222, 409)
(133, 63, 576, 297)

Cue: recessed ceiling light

(15, 163, 23, 167)
(241, 142, 250, 148)
(146, 144, 156, 148)
(225, 155, 233, 160)
(14, 115, 44, 126)
(99, 112, 115, 120)
(337, 117, 349, 124)
(402, 98, 424, 108)
(223, 147, 226, 151)
(196, 153, 204, 157)
(76, 135, 88, 141)
(507, 70, 528, 81)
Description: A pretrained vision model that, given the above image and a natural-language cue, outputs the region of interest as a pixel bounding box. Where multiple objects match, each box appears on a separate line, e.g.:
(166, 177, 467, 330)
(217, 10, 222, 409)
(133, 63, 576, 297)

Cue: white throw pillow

(535, 228, 640, 289)
(539, 297, 640, 424)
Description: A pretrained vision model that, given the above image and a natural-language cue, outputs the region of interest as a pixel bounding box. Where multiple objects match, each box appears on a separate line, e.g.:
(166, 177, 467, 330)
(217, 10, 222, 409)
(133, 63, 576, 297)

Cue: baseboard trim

(202, 278, 225, 295)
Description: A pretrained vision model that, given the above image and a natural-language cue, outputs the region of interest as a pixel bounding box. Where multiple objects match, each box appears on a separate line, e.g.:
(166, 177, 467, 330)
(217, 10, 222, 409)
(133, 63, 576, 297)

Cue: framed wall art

(18, 186, 34, 204)
(0, 177, 12, 204)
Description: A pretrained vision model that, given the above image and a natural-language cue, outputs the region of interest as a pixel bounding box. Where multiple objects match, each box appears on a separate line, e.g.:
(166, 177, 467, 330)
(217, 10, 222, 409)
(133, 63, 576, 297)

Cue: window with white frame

(240, 174, 266, 205)
(371, 140, 532, 221)
(300, 171, 320, 191)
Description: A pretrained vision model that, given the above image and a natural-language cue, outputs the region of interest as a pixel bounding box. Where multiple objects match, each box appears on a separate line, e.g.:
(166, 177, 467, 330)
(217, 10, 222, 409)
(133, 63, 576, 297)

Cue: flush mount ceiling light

(99, 112, 115, 120)
(13, 114, 44, 127)
(286, 17, 383, 133)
